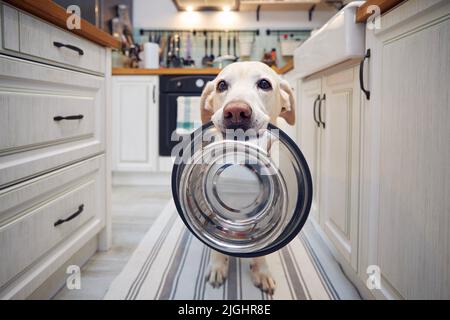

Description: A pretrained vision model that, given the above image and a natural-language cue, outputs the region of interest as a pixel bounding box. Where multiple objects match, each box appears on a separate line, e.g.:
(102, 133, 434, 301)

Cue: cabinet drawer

(19, 12, 105, 74)
(0, 55, 105, 187)
(1, 3, 105, 74)
(0, 86, 95, 154)
(0, 155, 105, 290)
(1, 4, 20, 52)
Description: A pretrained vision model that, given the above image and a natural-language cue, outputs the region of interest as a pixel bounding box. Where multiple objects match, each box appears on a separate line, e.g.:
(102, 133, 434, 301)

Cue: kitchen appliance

(143, 42, 160, 68)
(172, 122, 313, 257)
(238, 38, 253, 57)
(159, 75, 216, 156)
(212, 55, 238, 68)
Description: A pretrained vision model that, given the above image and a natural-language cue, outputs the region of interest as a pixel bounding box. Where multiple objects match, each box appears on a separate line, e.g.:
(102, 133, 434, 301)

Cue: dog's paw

(250, 261, 276, 295)
(206, 258, 229, 288)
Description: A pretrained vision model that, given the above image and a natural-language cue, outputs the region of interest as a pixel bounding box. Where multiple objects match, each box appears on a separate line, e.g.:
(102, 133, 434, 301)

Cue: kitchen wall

(132, 0, 336, 67)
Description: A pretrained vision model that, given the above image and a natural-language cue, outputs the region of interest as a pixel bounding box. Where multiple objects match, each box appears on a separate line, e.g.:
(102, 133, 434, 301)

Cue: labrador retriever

(199, 61, 295, 294)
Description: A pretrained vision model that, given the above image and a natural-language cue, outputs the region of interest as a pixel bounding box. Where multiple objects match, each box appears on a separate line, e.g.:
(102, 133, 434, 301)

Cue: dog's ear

(279, 79, 296, 125)
(200, 81, 215, 124)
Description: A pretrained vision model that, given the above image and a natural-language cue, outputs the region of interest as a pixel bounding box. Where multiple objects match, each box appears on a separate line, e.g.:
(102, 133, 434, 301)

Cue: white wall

(133, 0, 336, 66)
(133, 0, 335, 31)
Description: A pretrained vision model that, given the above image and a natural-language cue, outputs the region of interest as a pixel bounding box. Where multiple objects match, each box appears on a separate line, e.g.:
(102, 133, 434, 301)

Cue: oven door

(159, 93, 202, 156)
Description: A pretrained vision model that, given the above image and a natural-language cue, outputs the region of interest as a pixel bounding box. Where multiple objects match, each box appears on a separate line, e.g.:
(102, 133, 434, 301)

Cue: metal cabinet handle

(318, 94, 326, 129)
(53, 114, 84, 121)
(313, 95, 321, 127)
(54, 204, 84, 227)
(53, 41, 84, 56)
(360, 49, 371, 100)
(152, 84, 156, 103)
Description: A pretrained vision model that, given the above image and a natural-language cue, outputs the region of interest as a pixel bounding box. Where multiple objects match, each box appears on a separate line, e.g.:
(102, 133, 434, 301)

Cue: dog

(199, 61, 296, 294)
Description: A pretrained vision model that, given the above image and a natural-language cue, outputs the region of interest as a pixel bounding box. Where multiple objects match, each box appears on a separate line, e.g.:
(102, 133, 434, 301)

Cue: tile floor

(53, 185, 172, 300)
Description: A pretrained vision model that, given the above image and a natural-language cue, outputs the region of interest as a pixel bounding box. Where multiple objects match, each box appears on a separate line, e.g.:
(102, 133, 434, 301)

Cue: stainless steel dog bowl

(171, 122, 312, 257)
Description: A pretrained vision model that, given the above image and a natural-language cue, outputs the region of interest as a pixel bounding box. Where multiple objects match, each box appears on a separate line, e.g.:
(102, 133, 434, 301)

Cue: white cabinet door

(112, 76, 158, 172)
(299, 78, 322, 223)
(361, 0, 450, 299)
(321, 68, 361, 269)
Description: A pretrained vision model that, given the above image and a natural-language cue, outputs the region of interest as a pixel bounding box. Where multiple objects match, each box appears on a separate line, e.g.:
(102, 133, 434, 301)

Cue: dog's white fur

(199, 61, 296, 294)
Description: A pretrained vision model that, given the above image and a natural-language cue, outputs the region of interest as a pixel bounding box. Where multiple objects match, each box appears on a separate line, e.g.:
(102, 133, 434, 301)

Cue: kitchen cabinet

(0, 2, 113, 299)
(360, 0, 450, 299)
(299, 66, 361, 270)
(112, 76, 159, 172)
(299, 78, 322, 223)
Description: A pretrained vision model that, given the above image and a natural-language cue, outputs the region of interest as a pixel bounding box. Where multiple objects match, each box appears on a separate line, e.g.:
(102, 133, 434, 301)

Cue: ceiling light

(186, 5, 193, 12)
(223, 5, 231, 12)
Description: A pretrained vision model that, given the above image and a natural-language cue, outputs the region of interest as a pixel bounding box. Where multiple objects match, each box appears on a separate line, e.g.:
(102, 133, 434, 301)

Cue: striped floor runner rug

(104, 201, 350, 300)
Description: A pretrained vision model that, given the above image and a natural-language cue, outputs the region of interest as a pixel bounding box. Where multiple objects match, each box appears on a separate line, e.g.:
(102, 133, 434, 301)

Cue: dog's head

(200, 61, 295, 131)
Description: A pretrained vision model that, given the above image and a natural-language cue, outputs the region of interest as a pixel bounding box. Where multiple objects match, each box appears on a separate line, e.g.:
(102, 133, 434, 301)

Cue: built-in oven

(159, 75, 216, 156)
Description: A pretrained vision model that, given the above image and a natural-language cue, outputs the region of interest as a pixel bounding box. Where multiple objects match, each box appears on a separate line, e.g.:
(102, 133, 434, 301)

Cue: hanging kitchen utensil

(209, 37, 215, 64)
(166, 33, 173, 67)
(160, 33, 167, 65)
(172, 122, 313, 257)
(227, 32, 231, 55)
(183, 33, 195, 67)
(172, 33, 182, 67)
(233, 33, 238, 61)
(202, 34, 209, 67)
(218, 33, 222, 57)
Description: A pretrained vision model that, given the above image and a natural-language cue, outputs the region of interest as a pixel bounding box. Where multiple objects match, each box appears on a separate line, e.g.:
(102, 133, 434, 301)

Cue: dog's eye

(257, 79, 272, 91)
(216, 80, 228, 92)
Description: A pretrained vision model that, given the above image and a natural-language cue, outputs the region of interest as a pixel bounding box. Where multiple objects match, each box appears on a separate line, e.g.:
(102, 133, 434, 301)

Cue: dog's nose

(223, 102, 252, 128)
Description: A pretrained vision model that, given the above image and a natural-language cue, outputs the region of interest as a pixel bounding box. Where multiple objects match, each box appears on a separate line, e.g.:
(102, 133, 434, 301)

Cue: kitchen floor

(54, 185, 361, 300)
(53, 185, 172, 300)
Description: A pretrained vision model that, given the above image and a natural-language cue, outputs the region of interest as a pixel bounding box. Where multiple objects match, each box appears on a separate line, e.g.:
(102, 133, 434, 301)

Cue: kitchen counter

(113, 60, 294, 76)
(356, 0, 405, 22)
(3, 0, 120, 48)
(112, 67, 221, 76)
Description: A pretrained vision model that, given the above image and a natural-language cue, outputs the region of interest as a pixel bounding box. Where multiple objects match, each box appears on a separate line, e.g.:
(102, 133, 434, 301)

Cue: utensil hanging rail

(140, 29, 260, 36)
(265, 29, 312, 36)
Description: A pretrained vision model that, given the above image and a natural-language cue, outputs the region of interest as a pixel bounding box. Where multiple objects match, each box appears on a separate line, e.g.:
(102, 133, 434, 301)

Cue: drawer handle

(53, 41, 84, 56)
(359, 49, 371, 100)
(54, 115, 84, 121)
(54, 204, 84, 227)
(313, 95, 321, 128)
(318, 94, 326, 129)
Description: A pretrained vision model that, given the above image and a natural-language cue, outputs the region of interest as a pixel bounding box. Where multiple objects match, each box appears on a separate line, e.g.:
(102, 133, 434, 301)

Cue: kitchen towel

(176, 96, 202, 135)
(104, 200, 360, 300)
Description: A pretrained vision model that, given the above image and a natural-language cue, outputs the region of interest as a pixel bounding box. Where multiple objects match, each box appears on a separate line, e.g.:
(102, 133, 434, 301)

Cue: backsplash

(134, 29, 310, 68)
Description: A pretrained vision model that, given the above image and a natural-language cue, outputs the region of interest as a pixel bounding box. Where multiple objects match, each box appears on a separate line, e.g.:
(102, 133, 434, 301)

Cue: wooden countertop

(112, 67, 221, 76)
(3, 0, 120, 48)
(356, 0, 406, 23)
(113, 60, 294, 76)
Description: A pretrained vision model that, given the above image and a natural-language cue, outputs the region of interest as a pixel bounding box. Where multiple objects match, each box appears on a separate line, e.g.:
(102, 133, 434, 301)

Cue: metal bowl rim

(171, 121, 313, 258)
